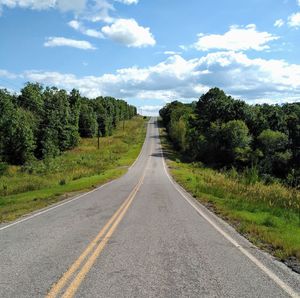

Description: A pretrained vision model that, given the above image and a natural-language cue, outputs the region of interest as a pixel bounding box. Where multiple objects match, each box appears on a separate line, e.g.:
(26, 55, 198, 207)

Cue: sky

(0, 0, 300, 115)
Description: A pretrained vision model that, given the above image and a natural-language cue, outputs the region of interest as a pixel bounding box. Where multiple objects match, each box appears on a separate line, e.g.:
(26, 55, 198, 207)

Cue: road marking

(0, 120, 152, 232)
(46, 193, 131, 298)
(47, 158, 149, 298)
(159, 131, 300, 298)
(0, 180, 114, 232)
(62, 176, 144, 298)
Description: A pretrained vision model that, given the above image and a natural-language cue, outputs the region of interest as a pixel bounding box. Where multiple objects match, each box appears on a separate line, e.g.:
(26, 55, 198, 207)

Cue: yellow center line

(46, 195, 131, 298)
(61, 177, 143, 298)
(46, 157, 149, 298)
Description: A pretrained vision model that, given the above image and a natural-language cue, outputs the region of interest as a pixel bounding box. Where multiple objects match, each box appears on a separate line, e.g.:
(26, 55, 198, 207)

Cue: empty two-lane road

(1, 118, 300, 298)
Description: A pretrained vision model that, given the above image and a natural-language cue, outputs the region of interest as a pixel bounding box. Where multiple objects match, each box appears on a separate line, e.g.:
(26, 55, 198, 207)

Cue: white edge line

(0, 119, 150, 232)
(0, 181, 114, 232)
(159, 134, 299, 298)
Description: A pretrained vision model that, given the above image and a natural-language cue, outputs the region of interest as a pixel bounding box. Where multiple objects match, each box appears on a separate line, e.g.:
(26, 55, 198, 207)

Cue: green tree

(18, 82, 44, 115)
(79, 103, 98, 138)
(258, 129, 290, 177)
(9, 108, 36, 164)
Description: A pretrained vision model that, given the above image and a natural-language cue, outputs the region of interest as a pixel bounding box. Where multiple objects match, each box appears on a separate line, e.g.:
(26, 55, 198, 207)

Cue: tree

(18, 82, 44, 115)
(8, 108, 36, 164)
(67, 89, 81, 148)
(79, 103, 98, 138)
(160, 88, 299, 182)
(199, 120, 251, 167)
(0, 91, 35, 164)
(38, 87, 73, 157)
(257, 129, 290, 177)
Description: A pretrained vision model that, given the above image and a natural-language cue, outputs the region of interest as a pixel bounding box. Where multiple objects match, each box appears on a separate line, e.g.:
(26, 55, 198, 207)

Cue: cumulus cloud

(164, 51, 182, 56)
(15, 52, 299, 104)
(57, 0, 86, 12)
(82, 0, 115, 23)
(0, 69, 18, 79)
(0, 0, 155, 49)
(194, 24, 278, 52)
(101, 18, 156, 47)
(0, 0, 138, 21)
(68, 20, 103, 38)
(288, 12, 300, 28)
(115, 0, 138, 4)
(138, 105, 163, 116)
(0, 0, 86, 12)
(274, 19, 285, 28)
(44, 37, 96, 49)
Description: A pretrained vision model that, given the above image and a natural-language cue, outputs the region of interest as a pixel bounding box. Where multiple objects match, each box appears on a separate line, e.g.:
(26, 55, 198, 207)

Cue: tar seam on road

(46, 154, 150, 298)
(160, 137, 300, 298)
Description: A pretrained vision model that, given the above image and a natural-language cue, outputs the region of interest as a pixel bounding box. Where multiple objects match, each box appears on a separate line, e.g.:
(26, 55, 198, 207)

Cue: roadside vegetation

(159, 88, 300, 271)
(160, 128, 300, 272)
(0, 83, 146, 222)
(160, 88, 300, 187)
(0, 83, 137, 166)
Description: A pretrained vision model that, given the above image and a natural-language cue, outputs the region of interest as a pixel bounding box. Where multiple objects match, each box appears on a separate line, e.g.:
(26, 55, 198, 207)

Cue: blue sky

(0, 0, 300, 115)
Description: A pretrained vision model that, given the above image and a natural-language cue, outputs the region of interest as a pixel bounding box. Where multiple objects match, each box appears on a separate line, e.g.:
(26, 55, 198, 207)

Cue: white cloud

(0, 0, 137, 21)
(194, 24, 279, 52)
(0, 69, 17, 79)
(44, 37, 96, 49)
(57, 0, 86, 12)
(16, 51, 300, 105)
(68, 20, 103, 38)
(274, 19, 285, 28)
(68, 20, 81, 30)
(0, 0, 86, 12)
(115, 0, 138, 4)
(138, 105, 162, 116)
(164, 51, 182, 56)
(101, 18, 156, 47)
(288, 12, 300, 28)
(83, 0, 115, 23)
(298, 0, 300, 6)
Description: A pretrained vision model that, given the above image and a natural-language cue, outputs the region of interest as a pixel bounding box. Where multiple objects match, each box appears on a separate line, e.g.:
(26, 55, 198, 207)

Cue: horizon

(1, 0, 300, 116)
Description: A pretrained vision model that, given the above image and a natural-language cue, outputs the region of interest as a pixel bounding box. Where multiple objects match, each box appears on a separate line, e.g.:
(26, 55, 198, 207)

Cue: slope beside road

(0, 118, 300, 298)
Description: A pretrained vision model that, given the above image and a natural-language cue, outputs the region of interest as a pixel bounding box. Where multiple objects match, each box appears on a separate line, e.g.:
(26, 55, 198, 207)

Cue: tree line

(160, 88, 300, 187)
(0, 83, 137, 165)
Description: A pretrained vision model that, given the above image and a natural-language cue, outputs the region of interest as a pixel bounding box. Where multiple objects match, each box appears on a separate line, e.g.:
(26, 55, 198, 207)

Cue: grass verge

(159, 125, 300, 273)
(0, 116, 147, 223)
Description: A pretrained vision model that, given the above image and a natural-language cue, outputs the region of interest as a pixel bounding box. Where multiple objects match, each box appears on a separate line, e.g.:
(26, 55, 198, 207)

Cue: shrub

(0, 162, 8, 176)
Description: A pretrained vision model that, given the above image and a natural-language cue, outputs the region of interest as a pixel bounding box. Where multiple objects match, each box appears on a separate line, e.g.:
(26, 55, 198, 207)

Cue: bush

(59, 179, 66, 186)
(0, 162, 8, 176)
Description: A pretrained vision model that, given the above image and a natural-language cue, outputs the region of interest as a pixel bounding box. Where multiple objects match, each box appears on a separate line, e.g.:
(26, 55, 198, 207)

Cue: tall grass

(160, 127, 300, 265)
(0, 117, 147, 222)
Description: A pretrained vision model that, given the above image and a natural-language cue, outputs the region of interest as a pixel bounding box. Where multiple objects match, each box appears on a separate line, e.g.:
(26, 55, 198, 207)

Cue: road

(0, 118, 300, 298)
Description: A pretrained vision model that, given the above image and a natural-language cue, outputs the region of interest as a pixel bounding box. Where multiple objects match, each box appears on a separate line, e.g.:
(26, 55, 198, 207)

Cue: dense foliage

(0, 83, 137, 165)
(160, 88, 300, 187)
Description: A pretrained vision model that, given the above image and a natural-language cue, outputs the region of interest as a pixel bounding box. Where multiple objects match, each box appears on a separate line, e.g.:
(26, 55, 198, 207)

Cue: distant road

(1, 118, 300, 298)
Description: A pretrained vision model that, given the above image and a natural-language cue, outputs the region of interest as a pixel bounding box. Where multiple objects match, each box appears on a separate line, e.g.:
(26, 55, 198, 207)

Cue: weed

(159, 127, 300, 264)
(59, 179, 66, 186)
(0, 162, 8, 176)
(0, 117, 147, 222)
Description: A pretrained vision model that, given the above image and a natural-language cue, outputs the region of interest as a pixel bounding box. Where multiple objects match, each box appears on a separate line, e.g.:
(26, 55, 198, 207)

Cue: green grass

(159, 126, 300, 263)
(0, 116, 147, 222)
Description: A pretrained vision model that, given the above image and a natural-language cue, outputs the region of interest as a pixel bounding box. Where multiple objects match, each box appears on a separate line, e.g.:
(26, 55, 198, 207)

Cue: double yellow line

(46, 168, 147, 298)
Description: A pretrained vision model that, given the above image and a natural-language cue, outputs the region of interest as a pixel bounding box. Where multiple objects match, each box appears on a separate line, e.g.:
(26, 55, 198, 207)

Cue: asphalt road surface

(1, 118, 300, 298)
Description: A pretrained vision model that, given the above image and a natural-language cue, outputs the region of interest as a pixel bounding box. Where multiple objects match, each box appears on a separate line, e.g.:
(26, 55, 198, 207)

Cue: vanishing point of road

(1, 118, 300, 297)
